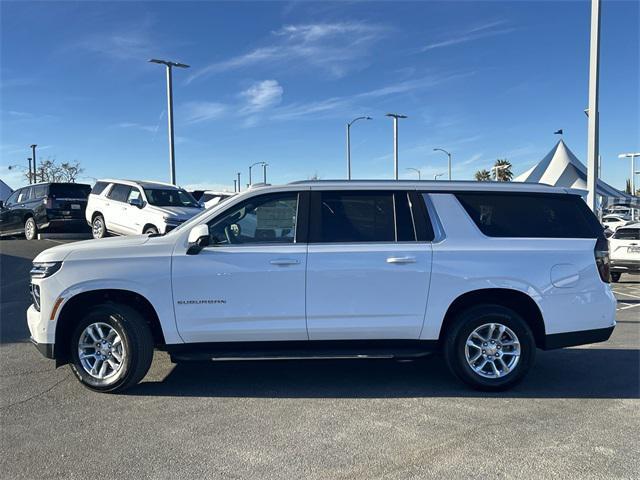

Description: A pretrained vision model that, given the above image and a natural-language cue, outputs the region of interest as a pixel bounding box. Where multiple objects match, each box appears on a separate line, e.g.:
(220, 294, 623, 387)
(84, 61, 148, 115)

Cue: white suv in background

(608, 223, 640, 282)
(29, 181, 616, 393)
(85, 179, 203, 238)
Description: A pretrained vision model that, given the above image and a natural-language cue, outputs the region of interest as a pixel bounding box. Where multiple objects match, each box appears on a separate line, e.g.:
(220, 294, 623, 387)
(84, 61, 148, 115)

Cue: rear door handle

(386, 256, 416, 264)
(270, 258, 300, 266)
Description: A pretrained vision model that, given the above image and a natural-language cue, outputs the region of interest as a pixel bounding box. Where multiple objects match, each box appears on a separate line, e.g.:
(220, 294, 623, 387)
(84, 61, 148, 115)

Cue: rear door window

(455, 193, 603, 238)
(107, 184, 132, 203)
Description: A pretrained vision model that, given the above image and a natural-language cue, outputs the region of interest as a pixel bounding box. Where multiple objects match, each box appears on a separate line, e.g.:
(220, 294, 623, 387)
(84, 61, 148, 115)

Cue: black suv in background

(0, 182, 91, 240)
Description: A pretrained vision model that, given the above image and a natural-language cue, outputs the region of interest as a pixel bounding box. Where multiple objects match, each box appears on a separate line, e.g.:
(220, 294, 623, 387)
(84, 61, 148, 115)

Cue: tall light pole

(386, 113, 407, 180)
(27, 158, 33, 184)
(586, 0, 601, 211)
(619, 153, 640, 195)
(262, 163, 268, 183)
(30, 144, 37, 182)
(149, 59, 190, 185)
(406, 167, 421, 180)
(434, 173, 445, 180)
(433, 148, 452, 180)
(237, 172, 241, 192)
(249, 161, 265, 186)
(346, 116, 371, 180)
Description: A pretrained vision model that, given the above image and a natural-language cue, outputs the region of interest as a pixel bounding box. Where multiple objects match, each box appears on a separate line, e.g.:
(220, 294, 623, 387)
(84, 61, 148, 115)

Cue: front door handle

(270, 258, 300, 266)
(386, 256, 416, 264)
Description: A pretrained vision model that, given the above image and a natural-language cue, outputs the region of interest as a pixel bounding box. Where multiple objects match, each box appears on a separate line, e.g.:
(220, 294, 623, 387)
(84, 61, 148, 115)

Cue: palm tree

(494, 159, 513, 182)
(474, 169, 492, 181)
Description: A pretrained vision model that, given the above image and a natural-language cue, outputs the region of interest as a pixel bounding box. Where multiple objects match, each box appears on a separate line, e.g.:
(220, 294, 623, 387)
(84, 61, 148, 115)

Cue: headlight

(30, 261, 62, 279)
(163, 216, 183, 226)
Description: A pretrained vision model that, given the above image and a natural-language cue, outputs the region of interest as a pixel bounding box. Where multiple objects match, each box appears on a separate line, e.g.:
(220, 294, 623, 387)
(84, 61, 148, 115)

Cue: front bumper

(542, 326, 615, 350)
(30, 337, 55, 359)
(610, 259, 640, 273)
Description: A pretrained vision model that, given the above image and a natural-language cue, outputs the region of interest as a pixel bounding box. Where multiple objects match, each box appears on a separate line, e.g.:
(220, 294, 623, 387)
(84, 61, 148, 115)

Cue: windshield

(143, 188, 200, 207)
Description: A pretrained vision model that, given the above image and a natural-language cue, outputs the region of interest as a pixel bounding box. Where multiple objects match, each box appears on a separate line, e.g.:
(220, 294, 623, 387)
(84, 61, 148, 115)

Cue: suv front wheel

(69, 304, 154, 393)
(443, 305, 536, 391)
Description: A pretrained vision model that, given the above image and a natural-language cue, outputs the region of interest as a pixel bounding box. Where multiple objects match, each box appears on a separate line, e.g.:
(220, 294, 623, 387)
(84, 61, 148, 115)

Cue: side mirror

(129, 197, 144, 208)
(187, 224, 210, 255)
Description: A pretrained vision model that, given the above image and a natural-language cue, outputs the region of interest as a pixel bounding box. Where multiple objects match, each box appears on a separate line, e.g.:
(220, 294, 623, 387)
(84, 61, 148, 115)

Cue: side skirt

(162, 339, 439, 362)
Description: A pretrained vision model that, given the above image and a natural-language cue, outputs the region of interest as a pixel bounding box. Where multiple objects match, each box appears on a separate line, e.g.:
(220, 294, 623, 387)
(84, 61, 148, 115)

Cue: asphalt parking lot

(1, 239, 638, 479)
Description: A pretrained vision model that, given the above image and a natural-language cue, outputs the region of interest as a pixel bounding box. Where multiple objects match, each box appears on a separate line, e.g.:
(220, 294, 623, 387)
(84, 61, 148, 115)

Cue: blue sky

(1, 0, 638, 192)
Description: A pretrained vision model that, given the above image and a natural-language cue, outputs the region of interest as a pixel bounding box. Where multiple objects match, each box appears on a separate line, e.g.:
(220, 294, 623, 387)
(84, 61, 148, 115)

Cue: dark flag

(554, 129, 563, 135)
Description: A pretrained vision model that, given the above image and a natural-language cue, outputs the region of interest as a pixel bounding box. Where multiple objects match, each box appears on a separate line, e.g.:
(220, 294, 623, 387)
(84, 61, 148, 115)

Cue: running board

(164, 339, 438, 363)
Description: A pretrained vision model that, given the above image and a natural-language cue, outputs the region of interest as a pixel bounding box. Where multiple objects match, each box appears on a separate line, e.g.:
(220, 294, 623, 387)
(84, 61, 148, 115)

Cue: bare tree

(31, 158, 84, 183)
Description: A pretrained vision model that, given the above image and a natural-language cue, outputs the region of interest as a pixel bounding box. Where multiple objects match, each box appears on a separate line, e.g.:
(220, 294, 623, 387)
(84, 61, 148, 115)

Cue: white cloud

(181, 102, 227, 124)
(187, 21, 388, 83)
(116, 122, 159, 133)
(240, 80, 283, 113)
(421, 20, 515, 52)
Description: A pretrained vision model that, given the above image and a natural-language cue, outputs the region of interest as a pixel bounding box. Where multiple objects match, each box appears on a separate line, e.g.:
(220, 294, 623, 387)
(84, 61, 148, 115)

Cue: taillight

(43, 197, 53, 208)
(594, 236, 610, 283)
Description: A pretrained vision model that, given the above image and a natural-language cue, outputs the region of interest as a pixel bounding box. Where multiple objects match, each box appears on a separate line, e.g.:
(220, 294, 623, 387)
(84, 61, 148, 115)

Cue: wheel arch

(54, 288, 165, 364)
(438, 288, 545, 347)
(142, 223, 159, 234)
(91, 211, 103, 222)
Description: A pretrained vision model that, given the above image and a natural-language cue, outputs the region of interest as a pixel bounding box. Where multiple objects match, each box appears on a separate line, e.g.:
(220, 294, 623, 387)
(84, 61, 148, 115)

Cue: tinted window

(395, 193, 416, 241)
(144, 188, 199, 207)
(32, 185, 47, 199)
(312, 192, 396, 243)
(5, 190, 19, 205)
(613, 228, 640, 240)
(207, 193, 298, 245)
(49, 183, 91, 198)
(17, 188, 31, 202)
(456, 193, 603, 238)
(91, 182, 109, 195)
(108, 184, 132, 203)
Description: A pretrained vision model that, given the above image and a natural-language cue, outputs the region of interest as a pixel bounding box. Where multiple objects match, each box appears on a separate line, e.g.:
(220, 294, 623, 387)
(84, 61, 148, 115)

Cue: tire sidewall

(144, 226, 158, 235)
(25, 217, 37, 240)
(446, 305, 536, 391)
(69, 306, 135, 392)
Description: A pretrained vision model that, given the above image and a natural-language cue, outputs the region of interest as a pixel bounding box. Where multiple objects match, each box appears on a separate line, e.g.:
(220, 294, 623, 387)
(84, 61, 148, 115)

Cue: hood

(146, 205, 203, 220)
(34, 235, 150, 263)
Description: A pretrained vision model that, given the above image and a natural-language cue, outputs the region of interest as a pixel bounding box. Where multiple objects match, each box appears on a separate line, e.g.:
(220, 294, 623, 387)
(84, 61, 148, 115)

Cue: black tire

(69, 303, 154, 393)
(443, 305, 536, 391)
(92, 214, 107, 239)
(610, 272, 621, 283)
(144, 226, 159, 235)
(24, 217, 37, 240)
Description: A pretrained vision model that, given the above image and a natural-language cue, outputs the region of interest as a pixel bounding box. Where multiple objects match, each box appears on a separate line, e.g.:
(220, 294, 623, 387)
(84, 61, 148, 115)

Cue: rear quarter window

(91, 182, 109, 195)
(455, 193, 603, 238)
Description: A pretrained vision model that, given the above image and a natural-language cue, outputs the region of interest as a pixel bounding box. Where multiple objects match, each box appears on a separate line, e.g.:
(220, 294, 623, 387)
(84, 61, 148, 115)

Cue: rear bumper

(610, 259, 640, 273)
(39, 218, 90, 233)
(542, 326, 615, 350)
(30, 337, 55, 359)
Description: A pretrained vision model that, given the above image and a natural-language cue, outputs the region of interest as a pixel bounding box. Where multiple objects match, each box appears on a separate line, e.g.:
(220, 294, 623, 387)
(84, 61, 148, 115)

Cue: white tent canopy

(514, 140, 628, 199)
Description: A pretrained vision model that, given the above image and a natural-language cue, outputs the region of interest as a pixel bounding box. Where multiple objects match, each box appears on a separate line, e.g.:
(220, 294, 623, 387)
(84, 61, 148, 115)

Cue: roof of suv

(286, 179, 578, 194)
(97, 179, 181, 189)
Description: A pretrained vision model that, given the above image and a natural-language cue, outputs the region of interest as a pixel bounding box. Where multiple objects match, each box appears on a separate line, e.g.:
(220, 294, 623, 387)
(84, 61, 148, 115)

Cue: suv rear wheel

(92, 214, 107, 239)
(443, 305, 535, 391)
(69, 304, 154, 393)
(24, 217, 37, 240)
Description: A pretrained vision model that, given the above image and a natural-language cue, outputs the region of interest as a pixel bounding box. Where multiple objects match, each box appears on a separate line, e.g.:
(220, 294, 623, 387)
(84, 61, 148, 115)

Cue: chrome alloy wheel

(92, 217, 104, 238)
(25, 218, 36, 240)
(78, 322, 125, 380)
(465, 323, 520, 379)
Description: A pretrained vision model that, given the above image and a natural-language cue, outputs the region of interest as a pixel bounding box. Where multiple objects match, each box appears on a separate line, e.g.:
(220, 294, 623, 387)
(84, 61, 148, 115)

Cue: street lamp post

(237, 172, 241, 192)
(433, 148, 452, 180)
(30, 144, 37, 182)
(233, 179, 237, 193)
(27, 158, 33, 184)
(346, 116, 371, 180)
(406, 167, 421, 180)
(149, 59, 190, 185)
(434, 173, 445, 180)
(385, 114, 407, 180)
(262, 163, 268, 183)
(619, 153, 640, 195)
(249, 162, 265, 186)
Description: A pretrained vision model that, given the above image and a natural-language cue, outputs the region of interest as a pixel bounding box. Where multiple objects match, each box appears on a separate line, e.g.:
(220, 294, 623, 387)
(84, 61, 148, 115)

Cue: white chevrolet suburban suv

(28, 181, 616, 393)
(85, 179, 203, 238)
